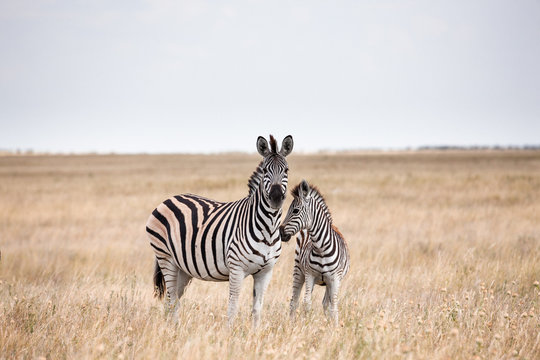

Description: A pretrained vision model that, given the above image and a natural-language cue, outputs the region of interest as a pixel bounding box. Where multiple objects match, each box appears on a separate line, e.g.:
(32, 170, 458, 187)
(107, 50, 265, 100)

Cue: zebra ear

(300, 179, 310, 198)
(257, 136, 270, 157)
(280, 135, 294, 157)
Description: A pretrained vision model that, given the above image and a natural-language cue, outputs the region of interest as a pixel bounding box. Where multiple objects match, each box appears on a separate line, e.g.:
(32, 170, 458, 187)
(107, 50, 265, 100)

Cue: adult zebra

(279, 180, 350, 325)
(146, 135, 293, 327)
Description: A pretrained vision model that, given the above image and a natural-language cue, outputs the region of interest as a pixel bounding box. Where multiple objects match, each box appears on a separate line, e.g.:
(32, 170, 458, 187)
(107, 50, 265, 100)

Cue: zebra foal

(279, 180, 350, 325)
(146, 135, 293, 327)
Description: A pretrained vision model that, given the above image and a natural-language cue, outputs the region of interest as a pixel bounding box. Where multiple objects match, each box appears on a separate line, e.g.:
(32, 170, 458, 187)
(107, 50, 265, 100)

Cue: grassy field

(1, 151, 539, 359)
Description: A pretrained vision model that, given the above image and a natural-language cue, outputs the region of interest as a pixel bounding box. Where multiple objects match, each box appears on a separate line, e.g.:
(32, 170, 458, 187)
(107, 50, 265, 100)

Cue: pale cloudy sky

(1, 1, 539, 153)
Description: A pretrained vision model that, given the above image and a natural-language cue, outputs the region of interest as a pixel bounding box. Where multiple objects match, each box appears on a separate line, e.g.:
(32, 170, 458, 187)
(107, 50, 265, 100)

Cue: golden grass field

(1, 151, 539, 359)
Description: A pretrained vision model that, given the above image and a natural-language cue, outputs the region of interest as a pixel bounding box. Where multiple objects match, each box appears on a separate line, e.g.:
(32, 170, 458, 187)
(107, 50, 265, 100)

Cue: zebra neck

(307, 215, 333, 252)
(252, 183, 282, 236)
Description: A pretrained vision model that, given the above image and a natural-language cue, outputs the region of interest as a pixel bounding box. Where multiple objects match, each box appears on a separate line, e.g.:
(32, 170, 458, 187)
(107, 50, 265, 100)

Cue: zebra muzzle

(269, 185, 285, 207)
(279, 226, 291, 242)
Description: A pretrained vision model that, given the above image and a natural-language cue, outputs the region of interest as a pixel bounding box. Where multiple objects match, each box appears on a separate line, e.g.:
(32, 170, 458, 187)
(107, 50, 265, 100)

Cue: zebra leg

(289, 265, 305, 320)
(176, 269, 192, 301)
(251, 268, 273, 328)
(157, 258, 180, 318)
(322, 287, 330, 316)
(227, 268, 245, 328)
(303, 274, 315, 312)
(327, 278, 341, 326)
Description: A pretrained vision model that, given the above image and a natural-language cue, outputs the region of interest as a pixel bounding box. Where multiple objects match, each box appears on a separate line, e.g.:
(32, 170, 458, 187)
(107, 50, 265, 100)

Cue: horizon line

(2, 144, 540, 156)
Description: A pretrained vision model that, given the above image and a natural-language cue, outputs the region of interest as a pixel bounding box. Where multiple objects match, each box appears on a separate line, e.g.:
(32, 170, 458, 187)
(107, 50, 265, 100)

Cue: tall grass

(1, 151, 539, 359)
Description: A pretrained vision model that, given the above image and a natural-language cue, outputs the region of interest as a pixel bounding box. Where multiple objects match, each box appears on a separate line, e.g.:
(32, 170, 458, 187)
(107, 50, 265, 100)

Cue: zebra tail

(153, 259, 166, 300)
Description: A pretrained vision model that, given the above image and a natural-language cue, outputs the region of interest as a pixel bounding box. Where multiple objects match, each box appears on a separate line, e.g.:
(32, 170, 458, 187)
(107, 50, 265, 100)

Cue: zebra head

(279, 179, 312, 242)
(256, 135, 294, 210)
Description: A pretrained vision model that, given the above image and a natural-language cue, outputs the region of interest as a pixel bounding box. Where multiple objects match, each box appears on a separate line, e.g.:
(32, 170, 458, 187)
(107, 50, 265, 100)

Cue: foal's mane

(291, 182, 333, 223)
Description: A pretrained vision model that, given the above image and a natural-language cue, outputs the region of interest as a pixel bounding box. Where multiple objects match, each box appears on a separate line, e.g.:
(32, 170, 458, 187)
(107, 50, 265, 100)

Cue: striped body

(147, 190, 283, 282)
(294, 228, 349, 287)
(280, 180, 350, 325)
(147, 135, 293, 327)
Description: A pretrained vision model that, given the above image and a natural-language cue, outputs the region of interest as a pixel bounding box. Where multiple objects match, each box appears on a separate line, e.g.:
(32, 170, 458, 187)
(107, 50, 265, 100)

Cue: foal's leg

(289, 265, 305, 320)
(326, 278, 341, 326)
(322, 287, 330, 316)
(303, 273, 315, 312)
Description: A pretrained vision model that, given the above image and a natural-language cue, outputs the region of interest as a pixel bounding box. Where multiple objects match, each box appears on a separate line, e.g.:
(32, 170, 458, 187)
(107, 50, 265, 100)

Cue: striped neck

(307, 198, 333, 252)
(251, 179, 282, 240)
(306, 187, 332, 223)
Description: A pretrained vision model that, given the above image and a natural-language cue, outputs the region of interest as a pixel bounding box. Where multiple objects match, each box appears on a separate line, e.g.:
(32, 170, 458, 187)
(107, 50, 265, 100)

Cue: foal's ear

(300, 179, 310, 199)
(257, 136, 270, 157)
(280, 135, 294, 157)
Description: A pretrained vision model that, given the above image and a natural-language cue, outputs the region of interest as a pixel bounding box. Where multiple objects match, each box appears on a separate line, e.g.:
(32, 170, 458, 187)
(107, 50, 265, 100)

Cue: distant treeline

(417, 145, 540, 151)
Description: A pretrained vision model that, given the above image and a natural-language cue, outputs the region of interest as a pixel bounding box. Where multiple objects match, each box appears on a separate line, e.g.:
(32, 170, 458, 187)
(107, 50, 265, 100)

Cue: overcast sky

(1, 1, 539, 153)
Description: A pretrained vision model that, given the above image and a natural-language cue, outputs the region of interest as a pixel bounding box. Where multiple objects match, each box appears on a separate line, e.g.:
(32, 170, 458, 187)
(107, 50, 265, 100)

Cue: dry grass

(1, 151, 539, 359)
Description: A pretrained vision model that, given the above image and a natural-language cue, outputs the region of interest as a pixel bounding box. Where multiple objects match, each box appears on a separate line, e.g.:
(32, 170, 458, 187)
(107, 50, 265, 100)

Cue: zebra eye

(292, 208, 300, 215)
(284, 168, 289, 174)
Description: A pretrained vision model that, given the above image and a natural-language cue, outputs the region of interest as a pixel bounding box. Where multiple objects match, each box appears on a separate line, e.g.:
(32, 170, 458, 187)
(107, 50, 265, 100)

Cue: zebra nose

(279, 226, 291, 242)
(269, 185, 284, 205)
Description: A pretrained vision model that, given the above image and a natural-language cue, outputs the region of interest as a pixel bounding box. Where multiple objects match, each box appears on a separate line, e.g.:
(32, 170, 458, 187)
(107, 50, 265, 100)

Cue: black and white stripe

(146, 135, 293, 327)
(279, 180, 350, 325)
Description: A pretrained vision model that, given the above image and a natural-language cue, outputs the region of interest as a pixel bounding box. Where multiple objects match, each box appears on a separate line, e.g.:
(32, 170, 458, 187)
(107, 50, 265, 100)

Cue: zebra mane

(269, 135, 277, 153)
(331, 224, 344, 240)
(291, 182, 333, 223)
(247, 161, 264, 196)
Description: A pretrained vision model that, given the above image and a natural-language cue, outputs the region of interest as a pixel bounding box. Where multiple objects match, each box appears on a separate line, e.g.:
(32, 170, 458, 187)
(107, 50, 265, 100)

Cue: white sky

(1, 1, 539, 153)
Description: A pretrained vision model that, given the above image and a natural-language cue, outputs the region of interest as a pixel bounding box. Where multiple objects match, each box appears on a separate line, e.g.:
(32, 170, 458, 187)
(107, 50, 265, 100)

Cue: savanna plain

(1, 151, 539, 359)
